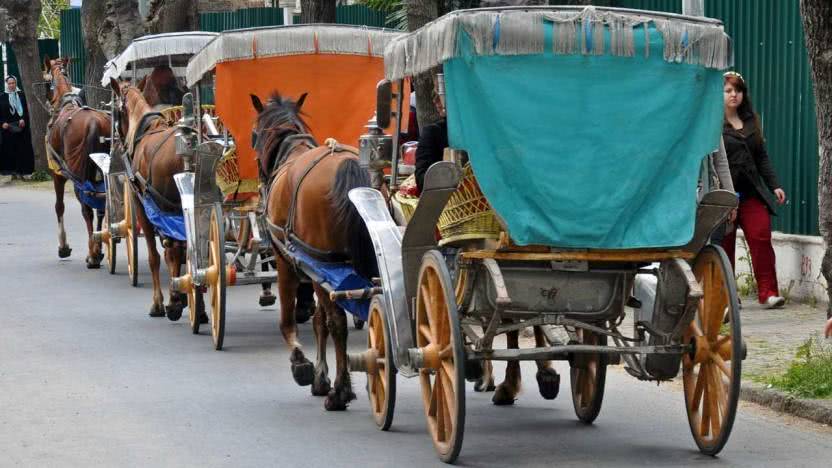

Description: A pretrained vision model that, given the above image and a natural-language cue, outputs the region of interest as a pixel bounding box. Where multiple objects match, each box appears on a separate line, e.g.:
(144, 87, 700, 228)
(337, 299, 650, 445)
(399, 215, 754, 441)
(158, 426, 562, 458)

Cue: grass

(766, 336, 832, 399)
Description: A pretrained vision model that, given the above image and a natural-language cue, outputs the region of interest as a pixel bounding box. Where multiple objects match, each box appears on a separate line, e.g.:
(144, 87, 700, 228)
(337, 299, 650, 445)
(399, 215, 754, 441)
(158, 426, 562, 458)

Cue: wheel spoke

(707, 364, 722, 439)
(700, 372, 711, 437)
(419, 324, 432, 343)
(438, 344, 452, 360)
(434, 376, 446, 442)
(711, 351, 732, 379)
(439, 365, 456, 423)
(420, 284, 436, 342)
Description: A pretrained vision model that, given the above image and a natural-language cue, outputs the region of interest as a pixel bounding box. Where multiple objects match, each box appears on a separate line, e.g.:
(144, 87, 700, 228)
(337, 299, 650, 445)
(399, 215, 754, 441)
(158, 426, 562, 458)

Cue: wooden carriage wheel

(569, 330, 607, 424)
(186, 248, 205, 335)
(366, 296, 396, 431)
(416, 250, 465, 464)
(103, 205, 117, 274)
(123, 179, 139, 287)
(207, 204, 226, 350)
(683, 245, 741, 456)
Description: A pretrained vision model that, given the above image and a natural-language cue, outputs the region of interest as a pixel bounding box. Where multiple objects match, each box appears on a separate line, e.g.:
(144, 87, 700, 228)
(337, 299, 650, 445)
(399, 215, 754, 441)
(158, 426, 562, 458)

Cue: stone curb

(740, 382, 832, 426)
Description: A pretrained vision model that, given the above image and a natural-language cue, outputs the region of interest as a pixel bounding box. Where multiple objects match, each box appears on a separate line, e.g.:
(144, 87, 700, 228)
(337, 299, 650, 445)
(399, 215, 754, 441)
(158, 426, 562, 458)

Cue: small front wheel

(207, 204, 226, 350)
(569, 330, 607, 424)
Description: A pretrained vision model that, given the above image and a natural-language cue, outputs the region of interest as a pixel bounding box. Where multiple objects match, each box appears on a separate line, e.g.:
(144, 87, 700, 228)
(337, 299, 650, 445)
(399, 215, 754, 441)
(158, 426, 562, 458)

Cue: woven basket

(437, 163, 501, 246)
(157, 105, 224, 134)
(214, 146, 259, 200)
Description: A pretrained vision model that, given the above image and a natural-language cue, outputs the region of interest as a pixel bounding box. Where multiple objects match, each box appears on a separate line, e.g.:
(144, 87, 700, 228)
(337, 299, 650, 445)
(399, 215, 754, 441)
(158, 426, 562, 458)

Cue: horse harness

(124, 112, 181, 213)
(266, 138, 358, 265)
(45, 99, 108, 191)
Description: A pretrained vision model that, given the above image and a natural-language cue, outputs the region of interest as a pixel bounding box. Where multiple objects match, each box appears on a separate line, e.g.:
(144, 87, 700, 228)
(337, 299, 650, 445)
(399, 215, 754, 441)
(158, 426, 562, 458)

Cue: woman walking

(0, 76, 35, 178)
(721, 71, 787, 309)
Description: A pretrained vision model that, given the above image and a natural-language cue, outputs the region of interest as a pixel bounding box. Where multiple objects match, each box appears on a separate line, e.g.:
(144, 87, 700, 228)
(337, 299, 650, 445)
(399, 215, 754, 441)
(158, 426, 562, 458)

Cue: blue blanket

(444, 22, 724, 249)
(288, 245, 372, 321)
(139, 193, 186, 241)
(74, 180, 106, 211)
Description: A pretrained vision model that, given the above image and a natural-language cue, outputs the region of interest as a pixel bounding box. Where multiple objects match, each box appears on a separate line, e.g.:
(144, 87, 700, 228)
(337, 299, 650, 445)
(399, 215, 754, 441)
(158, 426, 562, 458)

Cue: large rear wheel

(207, 204, 226, 350)
(416, 250, 465, 464)
(124, 179, 138, 287)
(366, 296, 396, 431)
(683, 245, 741, 456)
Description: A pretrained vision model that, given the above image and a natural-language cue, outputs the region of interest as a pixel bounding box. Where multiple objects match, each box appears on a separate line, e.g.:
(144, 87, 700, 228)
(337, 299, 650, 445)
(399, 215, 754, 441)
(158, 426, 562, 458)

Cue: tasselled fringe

(384, 7, 732, 81)
(186, 25, 402, 87)
(101, 33, 218, 86)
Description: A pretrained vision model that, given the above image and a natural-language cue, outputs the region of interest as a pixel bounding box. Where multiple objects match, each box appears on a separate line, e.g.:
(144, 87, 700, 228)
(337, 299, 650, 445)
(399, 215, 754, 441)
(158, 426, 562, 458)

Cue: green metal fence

(59, 8, 86, 85)
(200, 7, 284, 32)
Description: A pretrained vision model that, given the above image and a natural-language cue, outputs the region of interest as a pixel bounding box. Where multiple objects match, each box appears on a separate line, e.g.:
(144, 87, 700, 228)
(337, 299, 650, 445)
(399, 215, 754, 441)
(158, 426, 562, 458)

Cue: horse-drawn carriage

(91, 31, 218, 282)
(341, 6, 742, 463)
(173, 25, 405, 349)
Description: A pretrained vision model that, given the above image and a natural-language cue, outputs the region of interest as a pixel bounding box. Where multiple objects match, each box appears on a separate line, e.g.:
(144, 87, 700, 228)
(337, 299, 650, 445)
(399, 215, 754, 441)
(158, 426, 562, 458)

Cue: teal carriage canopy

(385, 7, 732, 249)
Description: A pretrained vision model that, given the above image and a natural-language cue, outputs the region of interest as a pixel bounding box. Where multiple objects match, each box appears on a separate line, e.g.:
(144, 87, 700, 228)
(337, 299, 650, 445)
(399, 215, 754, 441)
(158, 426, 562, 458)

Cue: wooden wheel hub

(421, 344, 442, 370)
(690, 334, 712, 364)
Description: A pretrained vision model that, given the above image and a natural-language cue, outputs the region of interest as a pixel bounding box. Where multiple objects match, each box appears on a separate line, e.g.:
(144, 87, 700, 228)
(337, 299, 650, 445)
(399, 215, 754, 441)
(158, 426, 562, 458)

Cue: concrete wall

(734, 230, 828, 305)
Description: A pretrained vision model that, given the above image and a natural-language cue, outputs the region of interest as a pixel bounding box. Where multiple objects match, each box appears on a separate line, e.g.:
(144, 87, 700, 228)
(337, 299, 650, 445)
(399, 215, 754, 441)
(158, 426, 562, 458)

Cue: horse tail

(329, 158, 378, 280)
(83, 117, 104, 181)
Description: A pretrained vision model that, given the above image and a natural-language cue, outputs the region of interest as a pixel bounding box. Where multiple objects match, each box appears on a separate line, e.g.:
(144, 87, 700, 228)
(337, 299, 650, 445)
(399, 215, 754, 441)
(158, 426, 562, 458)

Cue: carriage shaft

(470, 343, 688, 362)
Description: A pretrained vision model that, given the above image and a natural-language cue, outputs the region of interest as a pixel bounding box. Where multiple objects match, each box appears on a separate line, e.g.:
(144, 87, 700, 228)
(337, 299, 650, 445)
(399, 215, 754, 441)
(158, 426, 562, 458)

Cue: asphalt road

(2, 185, 831, 467)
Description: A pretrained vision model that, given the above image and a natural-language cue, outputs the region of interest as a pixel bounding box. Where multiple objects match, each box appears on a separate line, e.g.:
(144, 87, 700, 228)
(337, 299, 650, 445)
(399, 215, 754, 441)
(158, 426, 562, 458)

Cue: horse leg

(323, 296, 355, 411)
(277, 257, 313, 386)
(94, 209, 104, 261)
(81, 204, 101, 268)
(493, 329, 521, 405)
(533, 326, 560, 400)
(311, 285, 331, 396)
(258, 250, 276, 307)
(135, 202, 165, 317)
(475, 360, 496, 392)
(164, 242, 186, 321)
(53, 174, 72, 258)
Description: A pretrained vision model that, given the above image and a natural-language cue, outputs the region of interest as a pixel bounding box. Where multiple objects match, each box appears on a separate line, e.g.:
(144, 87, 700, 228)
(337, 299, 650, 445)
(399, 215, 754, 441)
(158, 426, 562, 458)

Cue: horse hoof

(465, 359, 484, 382)
(492, 383, 517, 406)
(259, 292, 276, 307)
(198, 312, 209, 324)
(58, 246, 72, 258)
(290, 349, 314, 386)
(536, 368, 561, 400)
(474, 378, 496, 393)
(324, 387, 356, 411)
(311, 374, 331, 397)
(353, 317, 365, 330)
(149, 303, 166, 318)
(85, 257, 102, 269)
(166, 304, 184, 322)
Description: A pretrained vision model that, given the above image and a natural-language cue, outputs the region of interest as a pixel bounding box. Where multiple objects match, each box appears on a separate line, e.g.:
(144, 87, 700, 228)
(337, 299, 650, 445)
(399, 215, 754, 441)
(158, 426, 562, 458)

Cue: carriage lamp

(359, 115, 393, 189)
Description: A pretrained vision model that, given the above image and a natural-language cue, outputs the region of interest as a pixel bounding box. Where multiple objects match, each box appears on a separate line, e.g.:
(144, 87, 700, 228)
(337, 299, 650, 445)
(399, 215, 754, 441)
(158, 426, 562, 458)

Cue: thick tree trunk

(81, 0, 111, 109)
(800, 0, 832, 317)
(144, 0, 199, 34)
(300, 0, 336, 24)
(98, 1, 144, 59)
(0, 0, 49, 172)
(405, 0, 440, 129)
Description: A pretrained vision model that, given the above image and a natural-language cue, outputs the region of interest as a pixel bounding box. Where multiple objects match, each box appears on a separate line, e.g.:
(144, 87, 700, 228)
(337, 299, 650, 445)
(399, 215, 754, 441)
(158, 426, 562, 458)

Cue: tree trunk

(80, 0, 111, 109)
(97, 1, 144, 60)
(405, 0, 440, 129)
(0, 0, 49, 172)
(144, 0, 199, 34)
(300, 0, 337, 24)
(800, 0, 832, 317)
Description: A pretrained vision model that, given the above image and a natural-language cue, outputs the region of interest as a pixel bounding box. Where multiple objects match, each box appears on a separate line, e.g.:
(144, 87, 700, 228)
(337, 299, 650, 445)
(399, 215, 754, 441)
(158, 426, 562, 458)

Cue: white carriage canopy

(100, 31, 219, 86)
(385, 7, 733, 249)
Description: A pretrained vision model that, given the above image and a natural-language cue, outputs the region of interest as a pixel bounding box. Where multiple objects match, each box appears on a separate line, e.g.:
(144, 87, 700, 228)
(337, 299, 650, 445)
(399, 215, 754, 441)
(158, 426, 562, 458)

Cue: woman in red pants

(721, 71, 787, 309)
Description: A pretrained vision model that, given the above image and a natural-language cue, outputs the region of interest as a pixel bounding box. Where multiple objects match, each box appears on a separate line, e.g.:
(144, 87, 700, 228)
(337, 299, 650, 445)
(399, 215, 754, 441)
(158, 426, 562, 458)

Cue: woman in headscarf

(0, 76, 35, 177)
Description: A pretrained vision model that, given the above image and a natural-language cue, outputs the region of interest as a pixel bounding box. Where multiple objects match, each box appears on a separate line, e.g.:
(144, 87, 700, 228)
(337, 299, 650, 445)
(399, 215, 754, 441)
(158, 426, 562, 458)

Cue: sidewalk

(738, 298, 832, 424)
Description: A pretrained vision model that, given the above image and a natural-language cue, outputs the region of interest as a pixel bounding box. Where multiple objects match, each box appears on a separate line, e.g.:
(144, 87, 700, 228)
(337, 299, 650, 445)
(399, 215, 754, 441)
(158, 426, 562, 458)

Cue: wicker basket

(437, 163, 501, 246)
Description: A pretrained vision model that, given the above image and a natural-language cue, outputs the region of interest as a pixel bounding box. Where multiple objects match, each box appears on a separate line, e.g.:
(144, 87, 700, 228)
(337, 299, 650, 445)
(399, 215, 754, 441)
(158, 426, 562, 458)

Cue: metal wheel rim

(416, 251, 465, 463)
(683, 245, 741, 456)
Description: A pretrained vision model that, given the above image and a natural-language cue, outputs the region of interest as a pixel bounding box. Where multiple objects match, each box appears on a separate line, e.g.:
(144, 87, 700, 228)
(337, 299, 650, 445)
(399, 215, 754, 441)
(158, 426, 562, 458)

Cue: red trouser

(721, 196, 780, 303)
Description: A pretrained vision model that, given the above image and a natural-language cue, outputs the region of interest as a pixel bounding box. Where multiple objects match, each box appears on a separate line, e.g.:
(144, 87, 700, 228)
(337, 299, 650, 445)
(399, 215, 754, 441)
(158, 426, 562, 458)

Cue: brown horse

(137, 66, 186, 109)
(44, 57, 112, 267)
(252, 92, 377, 411)
(109, 78, 192, 320)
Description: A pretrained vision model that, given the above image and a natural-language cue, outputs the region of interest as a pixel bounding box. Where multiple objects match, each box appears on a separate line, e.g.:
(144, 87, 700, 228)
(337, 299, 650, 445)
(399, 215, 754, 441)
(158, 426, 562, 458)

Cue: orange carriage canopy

(187, 25, 408, 188)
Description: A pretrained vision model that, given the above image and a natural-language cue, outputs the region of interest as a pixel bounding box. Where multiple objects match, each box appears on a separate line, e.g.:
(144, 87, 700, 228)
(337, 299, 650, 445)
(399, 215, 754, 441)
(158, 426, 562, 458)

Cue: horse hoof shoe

(259, 294, 276, 307)
(166, 305, 183, 322)
(291, 361, 315, 387)
(58, 246, 72, 258)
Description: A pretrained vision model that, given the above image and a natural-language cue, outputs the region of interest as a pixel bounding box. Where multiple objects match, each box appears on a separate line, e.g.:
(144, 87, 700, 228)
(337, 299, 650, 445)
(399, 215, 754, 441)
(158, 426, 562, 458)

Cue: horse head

(109, 78, 154, 154)
(250, 91, 309, 180)
(44, 55, 74, 111)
